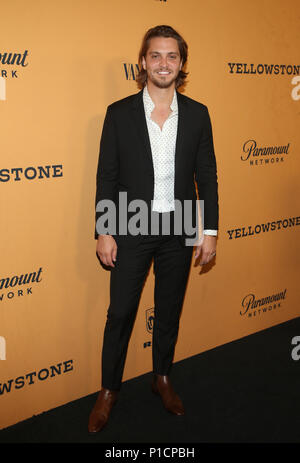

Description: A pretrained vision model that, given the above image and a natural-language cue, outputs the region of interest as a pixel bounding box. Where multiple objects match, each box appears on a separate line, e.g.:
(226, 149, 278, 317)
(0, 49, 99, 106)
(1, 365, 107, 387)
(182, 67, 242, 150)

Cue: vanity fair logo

(240, 289, 287, 318)
(0, 267, 43, 302)
(242, 140, 290, 166)
(227, 216, 300, 240)
(123, 63, 139, 81)
(0, 50, 29, 101)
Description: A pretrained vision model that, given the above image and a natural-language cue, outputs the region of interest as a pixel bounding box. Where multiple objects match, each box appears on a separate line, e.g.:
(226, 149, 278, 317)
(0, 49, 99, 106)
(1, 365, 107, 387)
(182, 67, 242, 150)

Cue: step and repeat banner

(1, 0, 299, 429)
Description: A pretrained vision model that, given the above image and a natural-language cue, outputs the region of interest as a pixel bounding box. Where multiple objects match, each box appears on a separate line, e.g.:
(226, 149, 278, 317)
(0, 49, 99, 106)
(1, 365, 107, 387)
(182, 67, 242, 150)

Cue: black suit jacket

(95, 88, 219, 247)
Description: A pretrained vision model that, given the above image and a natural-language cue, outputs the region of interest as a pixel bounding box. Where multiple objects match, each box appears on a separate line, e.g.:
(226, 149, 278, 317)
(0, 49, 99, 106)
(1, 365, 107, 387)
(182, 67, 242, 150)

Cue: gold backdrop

(1, 0, 299, 429)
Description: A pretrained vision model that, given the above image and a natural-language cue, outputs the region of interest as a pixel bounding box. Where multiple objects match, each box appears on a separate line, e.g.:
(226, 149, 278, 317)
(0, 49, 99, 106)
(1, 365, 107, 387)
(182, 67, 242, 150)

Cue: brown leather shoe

(151, 374, 185, 415)
(88, 388, 118, 433)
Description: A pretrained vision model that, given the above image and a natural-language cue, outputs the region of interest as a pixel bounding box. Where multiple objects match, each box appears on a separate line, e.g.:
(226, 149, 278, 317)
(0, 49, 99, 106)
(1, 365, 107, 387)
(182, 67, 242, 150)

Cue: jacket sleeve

(94, 105, 119, 239)
(195, 106, 219, 231)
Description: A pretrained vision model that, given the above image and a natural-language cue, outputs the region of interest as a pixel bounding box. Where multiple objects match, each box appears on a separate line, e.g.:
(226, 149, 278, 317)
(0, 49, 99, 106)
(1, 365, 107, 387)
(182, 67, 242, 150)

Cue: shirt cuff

(203, 230, 218, 236)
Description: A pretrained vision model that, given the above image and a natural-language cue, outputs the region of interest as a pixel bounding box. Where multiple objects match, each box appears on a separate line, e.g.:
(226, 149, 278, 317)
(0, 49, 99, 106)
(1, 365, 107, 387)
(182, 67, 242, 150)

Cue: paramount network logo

(241, 139, 290, 166)
(240, 289, 287, 318)
(0, 267, 43, 302)
(0, 50, 29, 101)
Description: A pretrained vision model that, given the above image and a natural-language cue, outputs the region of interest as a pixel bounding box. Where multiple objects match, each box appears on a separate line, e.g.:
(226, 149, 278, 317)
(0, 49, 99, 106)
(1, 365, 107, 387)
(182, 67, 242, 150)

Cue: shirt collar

(143, 84, 178, 119)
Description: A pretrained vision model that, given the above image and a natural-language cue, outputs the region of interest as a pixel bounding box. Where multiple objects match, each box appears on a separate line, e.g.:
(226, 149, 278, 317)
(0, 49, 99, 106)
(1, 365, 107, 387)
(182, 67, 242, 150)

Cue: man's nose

(160, 56, 168, 67)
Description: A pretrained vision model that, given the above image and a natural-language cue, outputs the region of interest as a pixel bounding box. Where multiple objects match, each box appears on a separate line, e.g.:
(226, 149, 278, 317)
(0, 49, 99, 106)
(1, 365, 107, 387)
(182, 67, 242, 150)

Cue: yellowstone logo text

(0, 360, 73, 394)
(227, 216, 300, 240)
(0, 165, 63, 182)
(228, 63, 300, 75)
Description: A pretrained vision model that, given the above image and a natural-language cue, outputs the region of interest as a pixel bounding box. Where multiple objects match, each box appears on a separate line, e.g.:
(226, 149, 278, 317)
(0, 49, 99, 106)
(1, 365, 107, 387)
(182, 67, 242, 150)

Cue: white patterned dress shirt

(143, 85, 217, 236)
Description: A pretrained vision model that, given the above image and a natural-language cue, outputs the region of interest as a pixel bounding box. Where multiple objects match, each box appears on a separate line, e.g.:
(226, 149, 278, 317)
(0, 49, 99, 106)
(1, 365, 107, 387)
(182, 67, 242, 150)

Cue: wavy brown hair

(136, 25, 188, 90)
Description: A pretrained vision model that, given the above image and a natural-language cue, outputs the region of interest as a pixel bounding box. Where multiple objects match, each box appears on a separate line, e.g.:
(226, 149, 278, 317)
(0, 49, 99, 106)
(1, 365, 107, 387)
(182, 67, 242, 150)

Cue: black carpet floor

(1, 316, 300, 444)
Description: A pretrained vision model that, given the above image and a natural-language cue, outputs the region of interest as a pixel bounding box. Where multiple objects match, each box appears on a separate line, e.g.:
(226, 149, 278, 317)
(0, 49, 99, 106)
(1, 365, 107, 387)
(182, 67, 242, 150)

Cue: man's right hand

(96, 235, 118, 267)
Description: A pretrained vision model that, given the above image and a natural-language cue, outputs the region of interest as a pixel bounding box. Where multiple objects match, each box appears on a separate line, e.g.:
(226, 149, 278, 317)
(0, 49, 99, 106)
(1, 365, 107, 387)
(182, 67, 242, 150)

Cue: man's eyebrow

(148, 51, 179, 55)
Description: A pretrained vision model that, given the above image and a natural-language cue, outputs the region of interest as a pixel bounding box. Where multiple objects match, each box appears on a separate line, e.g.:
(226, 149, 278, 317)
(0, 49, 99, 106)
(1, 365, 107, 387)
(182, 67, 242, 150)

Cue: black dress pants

(101, 229, 194, 391)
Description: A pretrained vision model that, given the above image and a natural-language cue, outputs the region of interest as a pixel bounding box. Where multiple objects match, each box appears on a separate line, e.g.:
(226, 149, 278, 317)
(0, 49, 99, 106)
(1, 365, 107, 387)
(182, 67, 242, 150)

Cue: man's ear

(142, 56, 146, 70)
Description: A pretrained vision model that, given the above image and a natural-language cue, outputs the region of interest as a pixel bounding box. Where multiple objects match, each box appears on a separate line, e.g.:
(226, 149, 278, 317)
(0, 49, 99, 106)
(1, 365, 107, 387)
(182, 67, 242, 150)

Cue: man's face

(142, 36, 182, 89)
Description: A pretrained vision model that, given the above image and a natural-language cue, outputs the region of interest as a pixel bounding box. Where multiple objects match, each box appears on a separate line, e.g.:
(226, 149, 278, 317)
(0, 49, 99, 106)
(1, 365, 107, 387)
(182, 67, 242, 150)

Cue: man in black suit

(88, 25, 219, 433)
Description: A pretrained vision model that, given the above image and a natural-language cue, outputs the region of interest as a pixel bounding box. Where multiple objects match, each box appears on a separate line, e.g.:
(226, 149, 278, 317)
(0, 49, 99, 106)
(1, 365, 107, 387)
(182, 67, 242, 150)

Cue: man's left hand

(194, 235, 217, 266)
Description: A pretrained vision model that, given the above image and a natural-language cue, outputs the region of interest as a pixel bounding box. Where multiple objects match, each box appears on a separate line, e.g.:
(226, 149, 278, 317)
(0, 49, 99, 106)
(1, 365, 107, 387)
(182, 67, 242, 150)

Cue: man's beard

(147, 70, 178, 89)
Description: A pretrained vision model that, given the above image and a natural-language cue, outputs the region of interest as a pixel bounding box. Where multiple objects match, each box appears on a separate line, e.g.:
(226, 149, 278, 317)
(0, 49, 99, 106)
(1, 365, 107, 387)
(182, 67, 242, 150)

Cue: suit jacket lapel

(175, 90, 188, 178)
(131, 89, 153, 171)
